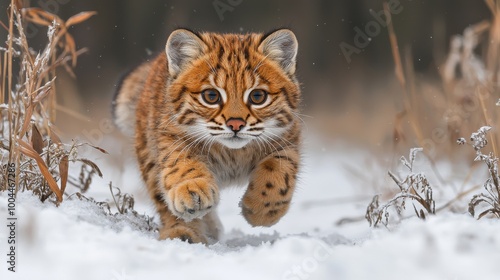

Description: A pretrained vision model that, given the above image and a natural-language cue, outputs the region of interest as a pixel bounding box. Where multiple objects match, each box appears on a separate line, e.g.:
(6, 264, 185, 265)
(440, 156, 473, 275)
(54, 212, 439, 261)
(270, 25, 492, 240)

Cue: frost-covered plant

(0, 1, 97, 203)
(109, 182, 135, 215)
(459, 126, 500, 219)
(68, 183, 158, 233)
(366, 148, 436, 227)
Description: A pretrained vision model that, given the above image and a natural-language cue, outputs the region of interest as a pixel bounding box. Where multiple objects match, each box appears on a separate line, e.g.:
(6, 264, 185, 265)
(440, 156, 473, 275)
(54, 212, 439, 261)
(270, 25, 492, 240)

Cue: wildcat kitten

(113, 28, 301, 244)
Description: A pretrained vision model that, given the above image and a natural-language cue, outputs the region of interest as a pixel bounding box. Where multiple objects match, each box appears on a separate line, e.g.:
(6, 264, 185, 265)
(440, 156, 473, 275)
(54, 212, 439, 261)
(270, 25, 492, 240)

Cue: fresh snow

(1, 136, 500, 280)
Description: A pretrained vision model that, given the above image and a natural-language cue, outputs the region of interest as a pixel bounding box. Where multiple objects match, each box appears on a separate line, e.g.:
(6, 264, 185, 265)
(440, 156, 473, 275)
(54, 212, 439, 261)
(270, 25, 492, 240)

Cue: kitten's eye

(201, 89, 221, 105)
(249, 89, 268, 105)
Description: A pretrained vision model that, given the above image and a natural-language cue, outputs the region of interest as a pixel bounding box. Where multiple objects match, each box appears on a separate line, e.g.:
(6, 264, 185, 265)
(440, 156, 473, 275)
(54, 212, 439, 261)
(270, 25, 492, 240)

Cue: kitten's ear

(166, 29, 206, 76)
(259, 29, 298, 75)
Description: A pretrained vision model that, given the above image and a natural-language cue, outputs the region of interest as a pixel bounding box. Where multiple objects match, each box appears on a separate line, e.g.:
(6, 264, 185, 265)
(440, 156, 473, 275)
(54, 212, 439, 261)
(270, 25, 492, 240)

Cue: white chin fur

(217, 138, 251, 149)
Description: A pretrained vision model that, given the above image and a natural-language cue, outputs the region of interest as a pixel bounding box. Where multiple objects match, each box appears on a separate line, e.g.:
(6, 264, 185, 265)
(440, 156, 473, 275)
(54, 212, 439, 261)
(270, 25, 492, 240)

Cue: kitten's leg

(152, 153, 220, 243)
(241, 148, 299, 226)
(201, 208, 223, 242)
(155, 197, 222, 244)
(160, 155, 219, 221)
(157, 201, 207, 243)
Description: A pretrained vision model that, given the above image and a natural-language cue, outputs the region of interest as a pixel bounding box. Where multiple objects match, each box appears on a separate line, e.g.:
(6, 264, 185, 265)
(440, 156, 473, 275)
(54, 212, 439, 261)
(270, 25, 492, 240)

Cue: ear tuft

(259, 29, 298, 75)
(166, 29, 206, 76)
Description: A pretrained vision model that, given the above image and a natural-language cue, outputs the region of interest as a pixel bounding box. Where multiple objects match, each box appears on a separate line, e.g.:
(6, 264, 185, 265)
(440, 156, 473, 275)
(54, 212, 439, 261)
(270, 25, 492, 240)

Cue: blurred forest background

(0, 0, 493, 154)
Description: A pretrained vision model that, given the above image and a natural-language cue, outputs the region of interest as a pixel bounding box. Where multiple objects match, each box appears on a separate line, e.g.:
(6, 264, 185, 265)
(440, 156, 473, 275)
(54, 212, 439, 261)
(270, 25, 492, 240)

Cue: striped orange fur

(113, 29, 301, 244)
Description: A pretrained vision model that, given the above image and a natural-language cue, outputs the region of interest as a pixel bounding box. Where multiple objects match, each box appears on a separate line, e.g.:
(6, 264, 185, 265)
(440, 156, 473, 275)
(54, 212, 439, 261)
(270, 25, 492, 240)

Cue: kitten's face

(166, 29, 300, 149)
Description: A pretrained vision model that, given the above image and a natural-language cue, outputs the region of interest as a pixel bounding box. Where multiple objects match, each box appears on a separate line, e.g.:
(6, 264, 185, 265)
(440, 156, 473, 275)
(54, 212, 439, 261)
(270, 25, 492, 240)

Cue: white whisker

(164, 130, 206, 161)
(158, 115, 178, 130)
(172, 132, 211, 164)
(264, 130, 295, 147)
(260, 131, 292, 170)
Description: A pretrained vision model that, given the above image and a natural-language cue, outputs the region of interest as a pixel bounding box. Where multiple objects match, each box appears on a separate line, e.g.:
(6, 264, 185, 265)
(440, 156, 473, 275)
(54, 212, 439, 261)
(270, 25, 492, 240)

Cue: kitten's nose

(226, 118, 246, 133)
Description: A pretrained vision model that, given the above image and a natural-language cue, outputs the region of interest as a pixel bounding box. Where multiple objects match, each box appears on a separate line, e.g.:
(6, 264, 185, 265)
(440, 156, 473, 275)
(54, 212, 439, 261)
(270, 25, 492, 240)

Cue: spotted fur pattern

(113, 29, 301, 244)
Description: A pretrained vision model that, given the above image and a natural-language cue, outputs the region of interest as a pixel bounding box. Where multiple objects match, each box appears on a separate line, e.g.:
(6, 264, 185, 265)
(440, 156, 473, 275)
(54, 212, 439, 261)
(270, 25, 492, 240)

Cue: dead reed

(0, 0, 99, 203)
(364, 0, 500, 226)
(385, 0, 500, 159)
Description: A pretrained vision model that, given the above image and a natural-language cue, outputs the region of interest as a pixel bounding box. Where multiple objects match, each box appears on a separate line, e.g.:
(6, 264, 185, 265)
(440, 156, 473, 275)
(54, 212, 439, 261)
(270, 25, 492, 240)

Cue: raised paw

(241, 193, 291, 227)
(166, 178, 219, 221)
(241, 158, 297, 227)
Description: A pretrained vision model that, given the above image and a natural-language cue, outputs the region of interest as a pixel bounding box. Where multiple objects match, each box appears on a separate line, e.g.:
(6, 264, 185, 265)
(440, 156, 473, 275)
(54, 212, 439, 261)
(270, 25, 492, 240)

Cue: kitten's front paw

(166, 178, 219, 221)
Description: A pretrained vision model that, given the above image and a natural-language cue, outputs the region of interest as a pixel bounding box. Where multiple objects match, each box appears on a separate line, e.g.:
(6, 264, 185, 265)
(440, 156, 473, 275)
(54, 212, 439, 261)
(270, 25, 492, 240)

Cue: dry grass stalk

(440, 3, 500, 156)
(384, 1, 427, 158)
(383, 1, 450, 190)
(354, 0, 500, 227)
(385, 0, 500, 160)
(0, 1, 99, 203)
(109, 182, 135, 215)
(384, 2, 405, 90)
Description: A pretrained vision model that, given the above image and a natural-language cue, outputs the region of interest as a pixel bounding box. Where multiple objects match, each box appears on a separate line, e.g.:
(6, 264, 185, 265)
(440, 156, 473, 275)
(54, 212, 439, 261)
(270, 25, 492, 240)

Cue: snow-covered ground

(1, 135, 500, 280)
